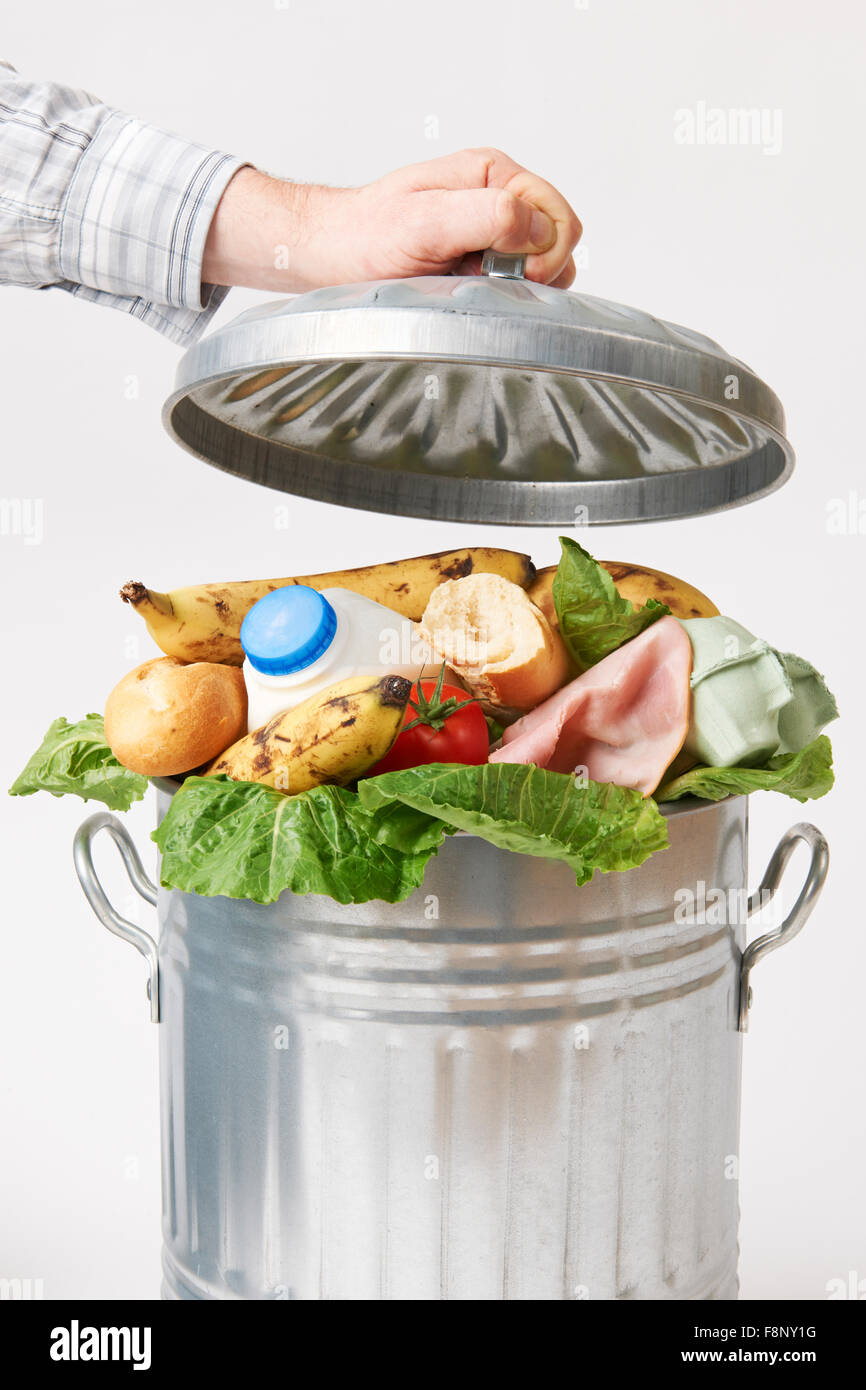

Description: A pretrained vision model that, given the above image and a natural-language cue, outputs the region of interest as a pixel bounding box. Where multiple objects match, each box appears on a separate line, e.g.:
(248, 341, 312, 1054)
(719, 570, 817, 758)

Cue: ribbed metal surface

(163, 277, 793, 524)
(157, 795, 746, 1300)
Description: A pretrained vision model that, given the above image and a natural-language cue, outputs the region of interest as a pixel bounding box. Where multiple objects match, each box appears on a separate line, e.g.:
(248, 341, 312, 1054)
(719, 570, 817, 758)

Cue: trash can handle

(73, 812, 160, 1023)
(739, 821, 829, 1032)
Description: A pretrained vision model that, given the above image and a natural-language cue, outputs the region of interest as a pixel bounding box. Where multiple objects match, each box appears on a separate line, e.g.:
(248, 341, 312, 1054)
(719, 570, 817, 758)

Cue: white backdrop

(1, 0, 863, 1300)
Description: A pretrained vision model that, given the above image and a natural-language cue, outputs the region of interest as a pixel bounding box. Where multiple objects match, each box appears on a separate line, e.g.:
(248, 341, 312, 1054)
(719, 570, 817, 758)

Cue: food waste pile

(10, 542, 837, 905)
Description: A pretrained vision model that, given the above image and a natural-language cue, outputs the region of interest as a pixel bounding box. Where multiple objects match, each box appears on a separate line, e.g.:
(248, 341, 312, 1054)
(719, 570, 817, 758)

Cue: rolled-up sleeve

(0, 62, 246, 344)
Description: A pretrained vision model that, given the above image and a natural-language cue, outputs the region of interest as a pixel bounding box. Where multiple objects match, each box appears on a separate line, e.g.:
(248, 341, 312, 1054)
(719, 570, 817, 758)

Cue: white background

(1, 0, 863, 1301)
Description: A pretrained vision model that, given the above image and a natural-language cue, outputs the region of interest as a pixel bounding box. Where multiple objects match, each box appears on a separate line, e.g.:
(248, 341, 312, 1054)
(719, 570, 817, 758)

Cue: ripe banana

(206, 674, 412, 794)
(527, 560, 720, 631)
(121, 548, 537, 665)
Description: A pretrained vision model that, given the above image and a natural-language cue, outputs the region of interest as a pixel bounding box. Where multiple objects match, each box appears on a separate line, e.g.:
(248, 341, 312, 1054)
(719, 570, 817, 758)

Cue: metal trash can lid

(163, 250, 794, 526)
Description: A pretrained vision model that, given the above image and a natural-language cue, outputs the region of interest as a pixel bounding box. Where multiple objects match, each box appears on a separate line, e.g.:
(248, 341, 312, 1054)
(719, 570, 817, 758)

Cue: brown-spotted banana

(121, 548, 537, 665)
(205, 674, 412, 794)
(527, 560, 720, 630)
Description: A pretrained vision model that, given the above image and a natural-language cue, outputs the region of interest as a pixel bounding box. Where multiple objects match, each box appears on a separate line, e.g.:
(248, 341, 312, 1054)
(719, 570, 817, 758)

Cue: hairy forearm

(202, 149, 581, 296)
(202, 167, 329, 293)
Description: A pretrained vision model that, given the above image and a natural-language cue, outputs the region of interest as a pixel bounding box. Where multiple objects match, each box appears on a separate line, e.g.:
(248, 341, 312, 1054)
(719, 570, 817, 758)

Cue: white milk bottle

(241, 585, 430, 731)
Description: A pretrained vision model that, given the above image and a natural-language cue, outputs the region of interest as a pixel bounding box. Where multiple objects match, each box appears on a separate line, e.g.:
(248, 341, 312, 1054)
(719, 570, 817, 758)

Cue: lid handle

(480, 249, 526, 279)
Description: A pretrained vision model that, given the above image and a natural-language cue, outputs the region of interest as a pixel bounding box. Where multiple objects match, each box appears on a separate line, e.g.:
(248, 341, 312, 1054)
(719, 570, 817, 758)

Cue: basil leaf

(552, 537, 670, 669)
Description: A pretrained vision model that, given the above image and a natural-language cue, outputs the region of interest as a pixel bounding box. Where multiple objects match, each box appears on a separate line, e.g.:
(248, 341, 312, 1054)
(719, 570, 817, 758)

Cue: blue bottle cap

(240, 586, 338, 676)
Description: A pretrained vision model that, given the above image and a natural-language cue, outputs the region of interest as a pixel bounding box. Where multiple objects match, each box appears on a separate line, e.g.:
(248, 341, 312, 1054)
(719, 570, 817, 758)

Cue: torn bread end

(419, 573, 571, 715)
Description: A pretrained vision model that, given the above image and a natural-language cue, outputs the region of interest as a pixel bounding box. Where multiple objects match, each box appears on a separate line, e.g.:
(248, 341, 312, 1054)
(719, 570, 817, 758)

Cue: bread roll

(419, 574, 570, 715)
(105, 657, 247, 776)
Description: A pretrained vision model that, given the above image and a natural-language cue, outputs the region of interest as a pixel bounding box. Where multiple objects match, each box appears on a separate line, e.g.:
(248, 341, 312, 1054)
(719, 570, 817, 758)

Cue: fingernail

(529, 208, 554, 249)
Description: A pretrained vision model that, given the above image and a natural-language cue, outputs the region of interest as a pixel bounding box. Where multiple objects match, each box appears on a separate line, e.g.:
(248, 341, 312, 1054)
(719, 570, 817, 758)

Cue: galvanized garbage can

(73, 790, 827, 1300)
(71, 250, 828, 1299)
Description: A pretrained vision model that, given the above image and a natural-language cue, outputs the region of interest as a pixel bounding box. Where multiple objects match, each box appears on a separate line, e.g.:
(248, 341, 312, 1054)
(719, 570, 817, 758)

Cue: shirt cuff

(57, 109, 246, 316)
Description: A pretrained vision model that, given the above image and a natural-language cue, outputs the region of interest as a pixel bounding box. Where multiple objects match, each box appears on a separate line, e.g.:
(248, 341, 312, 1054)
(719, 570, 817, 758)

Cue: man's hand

(202, 149, 582, 294)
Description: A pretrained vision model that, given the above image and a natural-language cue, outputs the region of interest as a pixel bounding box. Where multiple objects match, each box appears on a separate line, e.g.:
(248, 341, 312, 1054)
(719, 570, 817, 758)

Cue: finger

(406, 186, 557, 266)
(378, 148, 581, 283)
(442, 151, 582, 281)
(453, 251, 484, 276)
(386, 147, 527, 195)
(498, 170, 582, 284)
(549, 257, 576, 289)
(397, 150, 581, 283)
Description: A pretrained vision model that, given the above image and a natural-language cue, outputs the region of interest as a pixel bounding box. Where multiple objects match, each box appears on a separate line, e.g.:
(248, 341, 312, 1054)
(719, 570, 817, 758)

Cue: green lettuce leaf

(8, 714, 148, 811)
(359, 761, 668, 886)
(152, 775, 447, 905)
(656, 735, 834, 804)
(552, 537, 670, 669)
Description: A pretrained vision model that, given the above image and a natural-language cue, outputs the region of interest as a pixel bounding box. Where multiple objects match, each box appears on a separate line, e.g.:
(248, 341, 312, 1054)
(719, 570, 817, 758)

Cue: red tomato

(367, 677, 489, 775)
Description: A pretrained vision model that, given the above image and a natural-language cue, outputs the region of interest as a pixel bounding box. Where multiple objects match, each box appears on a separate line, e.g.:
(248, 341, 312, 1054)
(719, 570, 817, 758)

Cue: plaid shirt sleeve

(0, 62, 247, 345)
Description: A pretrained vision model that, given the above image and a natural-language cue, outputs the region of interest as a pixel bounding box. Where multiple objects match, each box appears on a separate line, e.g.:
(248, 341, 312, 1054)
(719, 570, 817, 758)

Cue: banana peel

(528, 560, 720, 633)
(206, 674, 412, 794)
(122, 548, 536, 665)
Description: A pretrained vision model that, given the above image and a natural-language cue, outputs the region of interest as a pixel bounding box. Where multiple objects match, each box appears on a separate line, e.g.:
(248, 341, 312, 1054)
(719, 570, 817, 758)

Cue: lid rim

(165, 279, 795, 527)
(173, 313, 786, 440)
(164, 390, 793, 526)
(166, 358, 787, 456)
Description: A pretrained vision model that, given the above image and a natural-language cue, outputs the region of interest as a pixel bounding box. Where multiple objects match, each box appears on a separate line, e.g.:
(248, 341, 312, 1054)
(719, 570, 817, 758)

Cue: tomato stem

(402, 662, 482, 733)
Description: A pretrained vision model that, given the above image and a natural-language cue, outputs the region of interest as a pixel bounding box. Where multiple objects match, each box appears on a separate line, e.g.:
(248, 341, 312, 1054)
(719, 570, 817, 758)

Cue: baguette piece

(104, 657, 247, 777)
(419, 574, 570, 716)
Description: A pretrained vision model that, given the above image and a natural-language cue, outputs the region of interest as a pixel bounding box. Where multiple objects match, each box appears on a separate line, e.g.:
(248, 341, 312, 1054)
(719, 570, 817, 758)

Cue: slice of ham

(489, 615, 692, 796)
